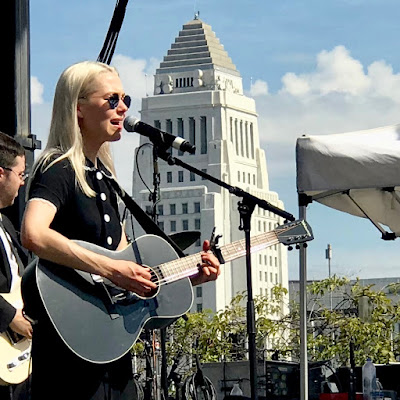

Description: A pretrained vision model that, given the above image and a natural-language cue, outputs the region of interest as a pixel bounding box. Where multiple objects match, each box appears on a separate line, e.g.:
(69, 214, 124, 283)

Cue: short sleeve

(29, 158, 75, 210)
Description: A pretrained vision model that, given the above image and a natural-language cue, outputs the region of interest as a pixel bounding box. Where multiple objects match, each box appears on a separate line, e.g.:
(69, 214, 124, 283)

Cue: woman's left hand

(190, 240, 221, 286)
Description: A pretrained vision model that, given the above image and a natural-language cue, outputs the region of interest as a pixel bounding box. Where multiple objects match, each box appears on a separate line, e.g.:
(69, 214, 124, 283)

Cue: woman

(21, 61, 220, 400)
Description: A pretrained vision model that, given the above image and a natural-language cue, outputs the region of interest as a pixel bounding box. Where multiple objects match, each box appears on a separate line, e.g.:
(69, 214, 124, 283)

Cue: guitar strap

(105, 176, 185, 258)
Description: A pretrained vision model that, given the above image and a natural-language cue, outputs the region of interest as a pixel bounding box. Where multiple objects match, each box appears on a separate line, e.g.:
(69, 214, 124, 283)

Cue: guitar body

(0, 282, 32, 385)
(21, 235, 193, 364)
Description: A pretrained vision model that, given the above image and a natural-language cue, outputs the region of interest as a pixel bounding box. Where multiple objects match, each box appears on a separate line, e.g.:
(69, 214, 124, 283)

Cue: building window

(167, 171, 172, 183)
(158, 221, 164, 231)
(270, 272, 273, 282)
(238, 171, 240, 182)
(166, 119, 172, 133)
(178, 171, 184, 182)
(200, 116, 207, 154)
(145, 205, 152, 215)
(253, 174, 256, 185)
(177, 118, 184, 156)
(245, 122, 249, 158)
(235, 119, 239, 155)
(240, 121, 244, 157)
(182, 220, 189, 231)
(260, 288, 263, 296)
(196, 286, 202, 298)
(195, 237, 201, 247)
(157, 204, 164, 216)
(250, 123, 255, 159)
(194, 202, 201, 213)
(242, 172, 245, 182)
(195, 219, 201, 230)
(201, 169, 207, 180)
(170, 220, 176, 232)
(196, 303, 203, 312)
(182, 203, 188, 214)
(170, 204, 176, 215)
(259, 271, 262, 280)
(190, 171, 196, 181)
(259, 254, 262, 264)
(230, 117, 233, 143)
(154, 120, 161, 129)
(275, 274, 278, 284)
(189, 117, 196, 154)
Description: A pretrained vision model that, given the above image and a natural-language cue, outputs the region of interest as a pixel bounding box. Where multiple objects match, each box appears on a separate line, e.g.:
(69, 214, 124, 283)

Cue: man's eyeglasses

(107, 94, 131, 109)
(0, 166, 28, 181)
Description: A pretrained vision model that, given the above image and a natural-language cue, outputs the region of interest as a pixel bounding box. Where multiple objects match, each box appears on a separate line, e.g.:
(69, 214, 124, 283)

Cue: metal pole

(299, 204, 308, 400)
(325, 244, 332, 310)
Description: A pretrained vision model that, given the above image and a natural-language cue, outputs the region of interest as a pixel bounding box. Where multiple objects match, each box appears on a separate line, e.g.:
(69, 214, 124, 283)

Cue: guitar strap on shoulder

(105, 176, 185, 258)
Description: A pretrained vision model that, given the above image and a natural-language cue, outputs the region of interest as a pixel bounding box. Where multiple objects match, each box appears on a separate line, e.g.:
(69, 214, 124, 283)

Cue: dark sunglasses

(107, 94, 131, 109)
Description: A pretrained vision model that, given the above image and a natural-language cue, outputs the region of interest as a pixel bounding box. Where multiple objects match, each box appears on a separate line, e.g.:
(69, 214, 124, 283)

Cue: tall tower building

(132, 16, 288, 314)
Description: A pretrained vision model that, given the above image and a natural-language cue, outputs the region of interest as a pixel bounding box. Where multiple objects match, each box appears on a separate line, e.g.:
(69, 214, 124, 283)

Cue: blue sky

(30, 0, 400, 280)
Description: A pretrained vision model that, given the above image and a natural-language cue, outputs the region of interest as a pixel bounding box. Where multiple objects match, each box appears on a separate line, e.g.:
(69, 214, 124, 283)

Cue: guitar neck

(155, 230, 279, 283)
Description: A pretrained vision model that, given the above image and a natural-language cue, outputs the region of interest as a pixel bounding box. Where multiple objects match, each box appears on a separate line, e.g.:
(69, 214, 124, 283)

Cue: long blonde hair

(29, 61, 118, 197)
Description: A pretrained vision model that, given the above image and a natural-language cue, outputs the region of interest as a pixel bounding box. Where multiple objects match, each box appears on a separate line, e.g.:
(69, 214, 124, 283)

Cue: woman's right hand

(110, 260, 157, 297)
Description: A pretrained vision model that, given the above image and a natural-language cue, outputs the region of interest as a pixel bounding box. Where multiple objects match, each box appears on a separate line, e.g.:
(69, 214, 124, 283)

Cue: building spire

(194, 10, 200, 20)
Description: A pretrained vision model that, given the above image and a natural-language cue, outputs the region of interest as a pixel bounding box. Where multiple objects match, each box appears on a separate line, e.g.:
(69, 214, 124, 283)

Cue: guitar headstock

(276, 220, 314, 246)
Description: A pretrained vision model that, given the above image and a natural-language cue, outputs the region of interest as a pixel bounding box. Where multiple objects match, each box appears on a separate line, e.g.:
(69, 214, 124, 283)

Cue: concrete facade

(132, 17, 288, 314)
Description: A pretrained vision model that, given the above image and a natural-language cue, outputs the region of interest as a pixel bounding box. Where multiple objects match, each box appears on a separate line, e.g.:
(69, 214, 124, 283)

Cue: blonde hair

(29, 61, 118, 197)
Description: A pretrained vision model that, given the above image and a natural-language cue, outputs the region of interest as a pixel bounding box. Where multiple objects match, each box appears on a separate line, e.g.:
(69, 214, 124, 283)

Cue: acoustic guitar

(21, 219, 313, 364)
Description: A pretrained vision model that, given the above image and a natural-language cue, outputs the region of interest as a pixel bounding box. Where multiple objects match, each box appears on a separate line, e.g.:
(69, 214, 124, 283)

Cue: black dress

(27, 157, 136, 400)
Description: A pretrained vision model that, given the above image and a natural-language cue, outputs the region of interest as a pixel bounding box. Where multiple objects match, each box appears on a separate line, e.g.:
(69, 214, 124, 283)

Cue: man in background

(0, 131, 32, 399)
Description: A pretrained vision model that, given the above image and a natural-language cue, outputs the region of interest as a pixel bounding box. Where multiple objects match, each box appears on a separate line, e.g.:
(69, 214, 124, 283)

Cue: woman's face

(78, 71, 130, 148)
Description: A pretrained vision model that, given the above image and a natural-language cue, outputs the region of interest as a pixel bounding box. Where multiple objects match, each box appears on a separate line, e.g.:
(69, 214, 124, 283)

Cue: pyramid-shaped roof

(156, 18, 239, 75)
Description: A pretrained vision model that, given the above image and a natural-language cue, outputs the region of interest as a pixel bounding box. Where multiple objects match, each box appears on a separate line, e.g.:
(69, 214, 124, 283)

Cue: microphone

(123, 116, 196, 154)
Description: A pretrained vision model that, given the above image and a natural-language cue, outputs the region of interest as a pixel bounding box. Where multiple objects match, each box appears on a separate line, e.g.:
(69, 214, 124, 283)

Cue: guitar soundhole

(147, 268, 160, 298)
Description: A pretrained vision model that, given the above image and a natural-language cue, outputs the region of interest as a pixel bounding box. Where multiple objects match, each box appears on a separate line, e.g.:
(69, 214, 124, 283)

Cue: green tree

(146, 277, 400, 371)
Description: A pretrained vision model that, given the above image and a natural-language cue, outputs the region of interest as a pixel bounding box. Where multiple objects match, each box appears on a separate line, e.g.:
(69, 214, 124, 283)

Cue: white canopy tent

(295, 123, 400, 400)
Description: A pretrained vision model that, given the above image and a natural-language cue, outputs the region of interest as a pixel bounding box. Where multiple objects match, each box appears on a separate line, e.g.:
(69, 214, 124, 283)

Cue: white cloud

(249, 79, 269, 96)
(112, 54, 160, 116)
(280, 46, 370, 96)
(31, 76, 44, 105)
(255, 45, 400, 180)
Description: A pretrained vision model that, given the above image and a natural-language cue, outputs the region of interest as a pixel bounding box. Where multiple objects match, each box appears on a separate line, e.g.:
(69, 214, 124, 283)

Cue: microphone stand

(153, 146, 295, 400)
(145, 145, 166, 400)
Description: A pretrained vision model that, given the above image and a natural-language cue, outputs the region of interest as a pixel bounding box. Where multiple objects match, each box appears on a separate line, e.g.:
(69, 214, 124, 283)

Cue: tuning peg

(295, 244, 300, 250)
(303, 243, 308, 248)
(288, 246, 293, 251)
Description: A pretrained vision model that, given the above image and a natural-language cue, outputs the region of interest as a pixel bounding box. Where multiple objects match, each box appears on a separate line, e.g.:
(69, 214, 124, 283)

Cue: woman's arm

(21, 200, 156, 296)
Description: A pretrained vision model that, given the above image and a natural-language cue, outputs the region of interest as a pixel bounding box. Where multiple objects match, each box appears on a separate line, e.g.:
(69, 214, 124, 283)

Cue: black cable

(135, 143, 154, 194)
(97, 0, 130, 64)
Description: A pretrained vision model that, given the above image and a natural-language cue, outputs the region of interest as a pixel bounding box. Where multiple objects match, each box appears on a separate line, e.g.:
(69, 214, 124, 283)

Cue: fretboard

(154, 230, 280, 284)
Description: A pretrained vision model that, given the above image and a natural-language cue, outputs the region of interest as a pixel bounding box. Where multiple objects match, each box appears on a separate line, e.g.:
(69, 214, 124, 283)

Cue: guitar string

(149, 235, 282, 287)
(147, 222, 305, 287)
(151, 231, 279, 284)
